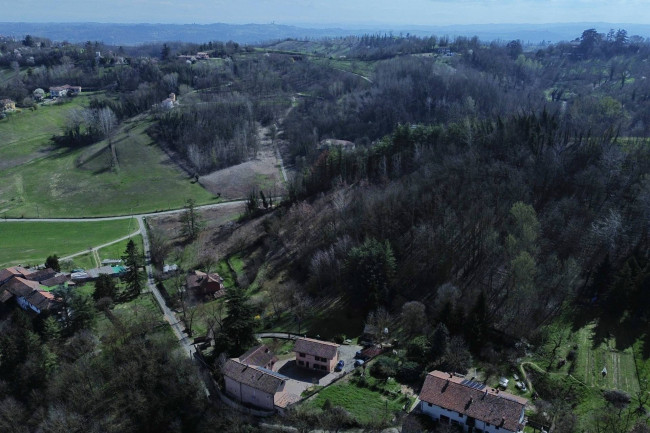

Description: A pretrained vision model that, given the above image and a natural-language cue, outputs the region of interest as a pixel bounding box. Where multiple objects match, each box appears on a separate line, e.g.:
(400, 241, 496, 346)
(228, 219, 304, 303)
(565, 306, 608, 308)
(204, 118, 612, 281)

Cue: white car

(499, 377, 509, 388)
(516, 381, 527, 391)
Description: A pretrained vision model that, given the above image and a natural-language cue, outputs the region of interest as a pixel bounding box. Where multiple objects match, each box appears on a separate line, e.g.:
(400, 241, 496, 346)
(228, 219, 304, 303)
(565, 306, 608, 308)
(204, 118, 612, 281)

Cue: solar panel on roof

(461, 379, 486, 390)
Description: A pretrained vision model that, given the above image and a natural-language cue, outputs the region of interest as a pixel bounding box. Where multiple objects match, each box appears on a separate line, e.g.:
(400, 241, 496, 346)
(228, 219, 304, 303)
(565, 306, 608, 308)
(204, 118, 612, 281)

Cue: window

(298, 360, 304, 366)
(428, 403, 432, 407)
(459, 414, 464, 418)
(299, 353, 306, 357)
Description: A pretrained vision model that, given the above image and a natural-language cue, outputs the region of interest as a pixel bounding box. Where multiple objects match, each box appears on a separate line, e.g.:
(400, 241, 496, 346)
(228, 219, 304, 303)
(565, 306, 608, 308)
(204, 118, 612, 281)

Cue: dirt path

(60, 229, 141, 262)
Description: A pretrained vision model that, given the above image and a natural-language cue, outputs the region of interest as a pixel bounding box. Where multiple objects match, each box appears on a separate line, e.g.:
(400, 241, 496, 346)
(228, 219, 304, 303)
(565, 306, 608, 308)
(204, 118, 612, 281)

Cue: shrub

(370, 356, 398, 379)
(397, 361, 422, 383)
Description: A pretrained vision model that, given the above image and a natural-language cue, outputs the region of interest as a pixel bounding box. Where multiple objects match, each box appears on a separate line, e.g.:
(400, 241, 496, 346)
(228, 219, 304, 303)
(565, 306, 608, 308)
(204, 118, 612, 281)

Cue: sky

(0, 0, 648, 26)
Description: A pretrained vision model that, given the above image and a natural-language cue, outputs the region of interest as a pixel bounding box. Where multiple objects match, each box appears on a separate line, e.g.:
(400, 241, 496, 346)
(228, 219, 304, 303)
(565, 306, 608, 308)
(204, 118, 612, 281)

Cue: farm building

(418, 370, 528, 433)
(0, 277, 58, 314)
(186, 269, 225, 298)
(222, 358, 287, 411)
(238, 344, 278, 371)
(49, 84, 82, 97)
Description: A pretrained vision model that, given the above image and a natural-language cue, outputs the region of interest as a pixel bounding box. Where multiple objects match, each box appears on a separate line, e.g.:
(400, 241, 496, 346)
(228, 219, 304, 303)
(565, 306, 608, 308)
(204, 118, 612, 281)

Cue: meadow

(0, 219, 136, 267)
(0, 96, 216, 218)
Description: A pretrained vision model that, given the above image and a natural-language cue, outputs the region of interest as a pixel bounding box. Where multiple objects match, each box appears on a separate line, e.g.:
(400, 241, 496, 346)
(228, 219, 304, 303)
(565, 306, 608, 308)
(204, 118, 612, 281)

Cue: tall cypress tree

(221, 287, 256, 355)
(122, 239, 143, 298)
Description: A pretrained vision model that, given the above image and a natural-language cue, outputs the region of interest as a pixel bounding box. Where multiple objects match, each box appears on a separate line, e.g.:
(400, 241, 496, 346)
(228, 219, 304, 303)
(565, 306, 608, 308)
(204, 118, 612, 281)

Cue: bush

(406, 336, 429, 363)
(370, 356, 398, 379)
(397, 361, 422, 383)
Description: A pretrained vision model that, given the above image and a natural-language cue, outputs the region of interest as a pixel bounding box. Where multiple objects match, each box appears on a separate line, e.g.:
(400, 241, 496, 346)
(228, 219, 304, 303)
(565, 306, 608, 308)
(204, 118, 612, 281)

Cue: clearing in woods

(575, 324, 639, 393)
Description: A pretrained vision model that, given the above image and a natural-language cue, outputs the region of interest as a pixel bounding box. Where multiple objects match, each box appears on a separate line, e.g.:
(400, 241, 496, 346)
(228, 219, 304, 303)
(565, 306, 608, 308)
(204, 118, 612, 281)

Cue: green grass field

(0, 97, 216, 217)
(98, 234, 143, 262)
(306, 377, 406, 424)
(0, 219, 136, 267)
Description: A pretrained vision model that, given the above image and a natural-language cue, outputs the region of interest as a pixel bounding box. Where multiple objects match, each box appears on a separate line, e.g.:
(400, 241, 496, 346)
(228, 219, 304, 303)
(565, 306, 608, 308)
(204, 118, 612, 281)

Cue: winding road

(0, 200, 249, 364)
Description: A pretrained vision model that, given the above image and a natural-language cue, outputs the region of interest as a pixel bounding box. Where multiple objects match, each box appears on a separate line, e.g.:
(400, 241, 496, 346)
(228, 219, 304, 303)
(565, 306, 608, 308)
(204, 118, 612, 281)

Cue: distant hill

(0, 22, 649, 46)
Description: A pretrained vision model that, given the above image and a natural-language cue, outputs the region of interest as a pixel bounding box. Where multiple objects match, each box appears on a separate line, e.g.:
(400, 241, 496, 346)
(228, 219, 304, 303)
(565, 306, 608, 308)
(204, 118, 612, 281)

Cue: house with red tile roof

(222, 358, 288, 411)
(186, 269, 225, 298)
(418, 370, 527, 433)
(294, 337, 340, 373)
(0, 266, 33, 285)
(238, 344, 278, 370)
(0, 277, 58, 314)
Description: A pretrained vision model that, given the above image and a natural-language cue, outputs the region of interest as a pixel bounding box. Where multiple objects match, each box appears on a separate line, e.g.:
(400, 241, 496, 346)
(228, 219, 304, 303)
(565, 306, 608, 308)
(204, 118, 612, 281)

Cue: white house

(419, 371, 528, 433)
(49, 84, 82, 97)
(161, 93, 177, 109)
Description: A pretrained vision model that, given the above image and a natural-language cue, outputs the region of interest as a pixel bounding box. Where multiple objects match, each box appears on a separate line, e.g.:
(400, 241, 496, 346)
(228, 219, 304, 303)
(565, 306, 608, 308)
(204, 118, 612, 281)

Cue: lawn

(61, 252, 96, 272)
(98, 234, 144, 262)
(0, 219, 136, 267)
(0, 101, 217, 217)
(306, 377, 407, 425)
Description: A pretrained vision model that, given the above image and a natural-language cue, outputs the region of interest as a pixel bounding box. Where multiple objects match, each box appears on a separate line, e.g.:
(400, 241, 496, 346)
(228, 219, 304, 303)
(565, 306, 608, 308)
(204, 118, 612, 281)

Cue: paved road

(0, 200, 248, 223)
(256, 332, 301, 340)
(137, 216, 194, 358)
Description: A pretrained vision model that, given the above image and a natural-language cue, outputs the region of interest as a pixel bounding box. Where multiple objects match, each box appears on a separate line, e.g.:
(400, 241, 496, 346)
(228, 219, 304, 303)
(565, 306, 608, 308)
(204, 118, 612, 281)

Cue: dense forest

(1, 27, 650, 432)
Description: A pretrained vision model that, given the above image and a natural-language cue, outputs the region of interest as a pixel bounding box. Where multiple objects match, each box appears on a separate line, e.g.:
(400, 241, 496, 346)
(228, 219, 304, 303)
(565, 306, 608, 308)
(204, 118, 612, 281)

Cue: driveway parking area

(274, 344, 362, 401)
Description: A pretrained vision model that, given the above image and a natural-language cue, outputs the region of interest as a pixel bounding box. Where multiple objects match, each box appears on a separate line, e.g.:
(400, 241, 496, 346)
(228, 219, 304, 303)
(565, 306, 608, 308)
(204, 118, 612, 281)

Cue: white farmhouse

(418, 371, 528, 433)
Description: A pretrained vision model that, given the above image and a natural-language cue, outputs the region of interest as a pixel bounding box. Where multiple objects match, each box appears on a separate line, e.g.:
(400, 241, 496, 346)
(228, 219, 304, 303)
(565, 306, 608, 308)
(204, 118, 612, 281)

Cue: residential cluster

(222, 337, 342, 413)
(221, 337, 528, 433)
(0, 262, 125, 314)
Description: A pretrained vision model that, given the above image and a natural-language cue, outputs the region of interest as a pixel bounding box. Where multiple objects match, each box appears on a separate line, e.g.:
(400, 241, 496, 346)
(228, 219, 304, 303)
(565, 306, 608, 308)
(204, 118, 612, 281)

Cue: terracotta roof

(238, 345, 278, 367)
(186, 270, 224, 293)
(41, 274, 68, 287)
(419, 371, 527, 432)
(25, 268, 57, 283)
(294, 337, 339, 359)
(5, 277, 41, 296)
(1, 277, 57, 311)
(0, 291, 13, 302)
(0, 267, 33, 283)
(274, 391, 301, 408)
(222, 359, 286, 394)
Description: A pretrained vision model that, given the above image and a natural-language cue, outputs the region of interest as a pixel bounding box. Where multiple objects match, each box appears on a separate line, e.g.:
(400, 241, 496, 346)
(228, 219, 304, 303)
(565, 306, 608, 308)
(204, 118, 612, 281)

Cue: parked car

(335, 360, 345, 371)
(355, 351, 370, 360)
(354, 359, 365, 367)
(499, 377, 509, 389)
(516, 381, 527, 391)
